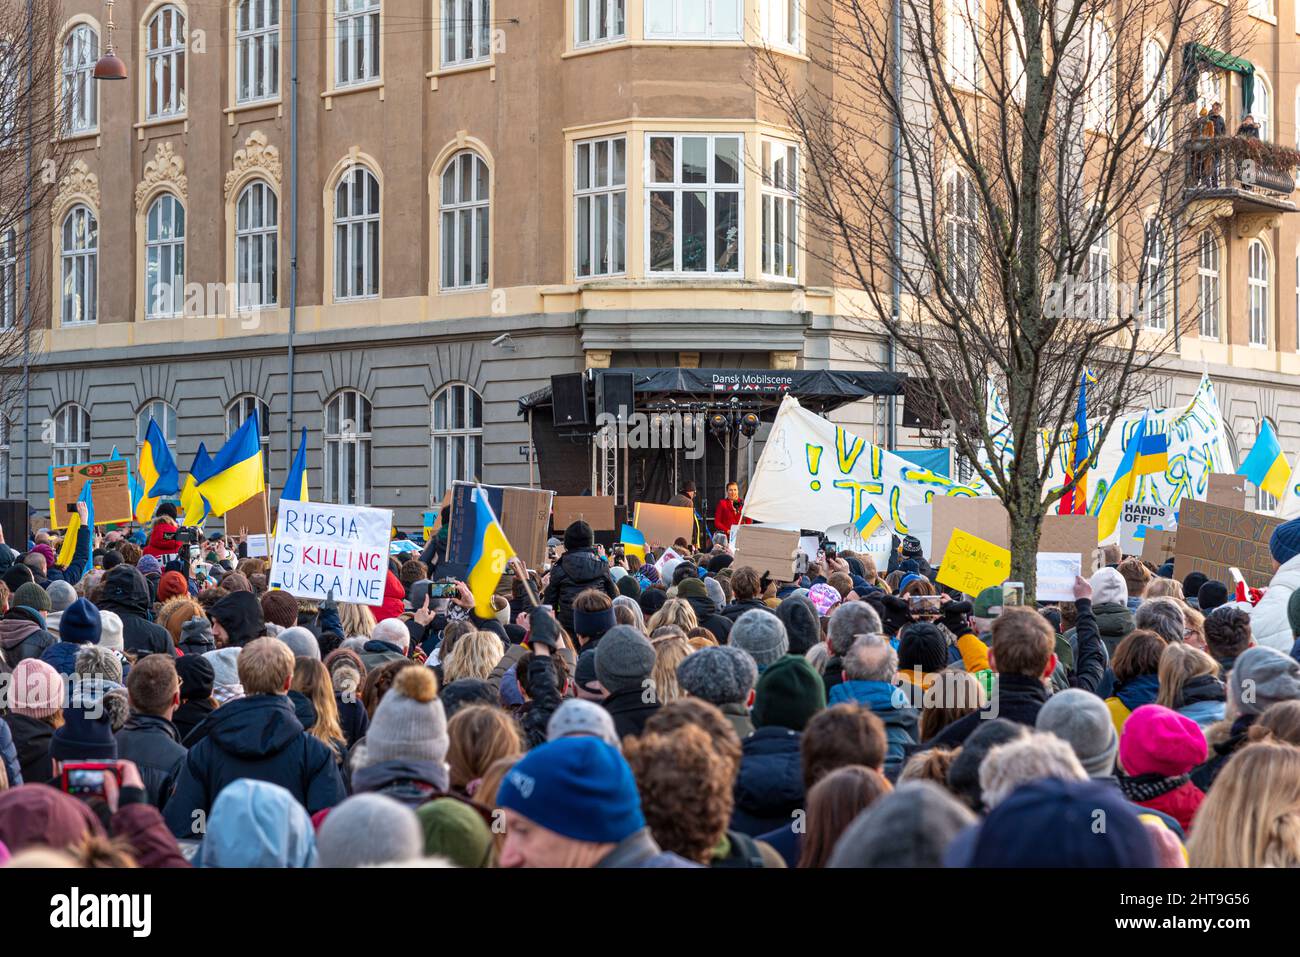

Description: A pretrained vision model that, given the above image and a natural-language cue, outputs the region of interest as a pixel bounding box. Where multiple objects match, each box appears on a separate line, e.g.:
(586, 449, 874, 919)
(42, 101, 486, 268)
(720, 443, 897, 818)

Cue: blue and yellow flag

(140, 419, 180, 498)
(620, 523, 647, 562)
(193, 412, 265, 516)
(468, 487, 516, 618)
(1239, 419, 1292, 499)
(1095, 413, 1148, 542)
(56, 479, 95, 568)
(179, 473, 209, 527)
(854, 502, 883, 537)
(281, 427, 309, 503)
(1134, 430, 1168, 477)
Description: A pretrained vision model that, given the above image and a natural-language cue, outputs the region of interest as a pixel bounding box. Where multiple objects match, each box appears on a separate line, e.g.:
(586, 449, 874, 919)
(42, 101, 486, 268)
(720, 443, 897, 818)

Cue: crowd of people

(3, 494, 1300, 868)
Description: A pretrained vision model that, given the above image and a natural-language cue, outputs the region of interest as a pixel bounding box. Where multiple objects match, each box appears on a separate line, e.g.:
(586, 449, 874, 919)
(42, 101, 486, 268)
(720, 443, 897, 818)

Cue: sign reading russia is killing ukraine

(270, 499, 394, 602)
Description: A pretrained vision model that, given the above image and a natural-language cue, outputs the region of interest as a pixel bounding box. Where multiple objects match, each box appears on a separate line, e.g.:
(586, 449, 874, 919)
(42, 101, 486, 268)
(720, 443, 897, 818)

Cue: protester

(1117, 704, 1207, 832)
(1187, 743, 1300, 867)
(828, 781, 975, 867)
(116, 654, 187, 809)
(193, 779, 318, 868)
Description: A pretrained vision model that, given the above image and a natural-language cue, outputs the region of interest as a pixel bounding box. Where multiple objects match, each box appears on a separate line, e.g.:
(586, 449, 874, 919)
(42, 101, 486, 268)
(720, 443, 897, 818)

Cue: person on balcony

(1237, 114, 1261, 139)
(1209, 101, 1227, 137)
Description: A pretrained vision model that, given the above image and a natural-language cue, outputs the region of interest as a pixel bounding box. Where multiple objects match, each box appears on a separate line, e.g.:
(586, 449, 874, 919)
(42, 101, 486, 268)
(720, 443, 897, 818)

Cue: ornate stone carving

(134, 142, 188, 210)
(51, 160, 100, 221)
(224, 131, 282, 201)
(1233, 212, 1282, 240)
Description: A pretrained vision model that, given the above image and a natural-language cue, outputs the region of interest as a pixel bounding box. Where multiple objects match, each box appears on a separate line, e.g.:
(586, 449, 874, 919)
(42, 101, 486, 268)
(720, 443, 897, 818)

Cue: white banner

(269, 499, 393, 602)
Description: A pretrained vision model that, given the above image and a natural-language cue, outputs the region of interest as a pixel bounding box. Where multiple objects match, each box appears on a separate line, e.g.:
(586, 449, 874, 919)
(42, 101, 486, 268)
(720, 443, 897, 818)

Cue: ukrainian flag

(281, 427, 309, 503)
(467, 487, 515, 618)
(854, 502, 884, 537)
(1134, 429, 1168, 476)
(179, 473, 209, 527)
(620, 523, 647, 562)
(1095, 413, 1148, 542)
(193, 412, 265, 516)
(56, 479, 95, 568)
(1239, 419, 1292, 499)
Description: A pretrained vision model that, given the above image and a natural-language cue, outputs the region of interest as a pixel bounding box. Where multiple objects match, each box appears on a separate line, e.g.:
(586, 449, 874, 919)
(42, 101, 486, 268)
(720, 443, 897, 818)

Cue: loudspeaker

(0, 499, 29, 542)
(596, 371, 635, 421)
(551, 373, 591, 428)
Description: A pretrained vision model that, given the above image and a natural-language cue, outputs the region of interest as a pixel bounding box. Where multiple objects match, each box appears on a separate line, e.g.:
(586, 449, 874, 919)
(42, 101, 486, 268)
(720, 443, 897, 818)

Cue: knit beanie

(703, 576, 726, 609)
(416, 798, 494, 868)
(638, 588, 667, 617)
(316, 794, 424, 868)
(1230, 646, 1300, 716)
(8, 658, 65, 719)
(49, 685, 121, 761)
(1118, 704, 1207, 778)
(898, 622, 948, 674)
(731, 609, 789, 668)
(574, 649, 601, 694)
(137, 554, 162, 577)
(59, 598, 102, 646)
(98, 611, 124, 653)
(829, 781, 974, 868)
(1182, 572, 1208, 604)
(676, 644, 757, 706)
(261, 590, 300, 630)
(546, 698, 620, 748)
(179, 615, 215, 655)
(75, 645, 123, 686)
(176, 654, 215, 702)
(947, 719, 1028, 810)
(751, 654, 825, 731)
(277, 626, 321, 661)
(13, 582, 50, 614)
(777, 595, 822, 656)
(616, 576, 642, 600)
(46, 581, 77, 614)
(355, 666, 448, 767)
(1271, 518, 1300, 566)
(497, 737, 645, 844)
(572, 605, 617, 641)
(1090, 567, 1127, 606)
(1036, 688, 1119, 777)
(563, 520, 595, 551)
(157, 571, 189, 603)
(439, 678, 497, 719)
(1198, 580, 1229, 613)
(593, 625, 655, 695)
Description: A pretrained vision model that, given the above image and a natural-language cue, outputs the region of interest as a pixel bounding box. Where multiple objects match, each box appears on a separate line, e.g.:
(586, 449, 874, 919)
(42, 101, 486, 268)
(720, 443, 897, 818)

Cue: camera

(909, 595, 942, 615)
(162, 526, 202, 544)
(56, 761, 122, 801)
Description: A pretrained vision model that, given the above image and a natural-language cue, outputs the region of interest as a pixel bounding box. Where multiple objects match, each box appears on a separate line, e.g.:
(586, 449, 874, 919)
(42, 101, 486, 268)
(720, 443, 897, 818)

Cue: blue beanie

(497, 737, 644, 844)
(59, 598, 102, 646)
(1272, 519, 1300, 566)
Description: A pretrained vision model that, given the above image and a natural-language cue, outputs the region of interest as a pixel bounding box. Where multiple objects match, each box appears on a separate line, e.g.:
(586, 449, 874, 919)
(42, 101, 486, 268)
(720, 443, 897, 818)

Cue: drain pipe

(888, 0, 903, 450)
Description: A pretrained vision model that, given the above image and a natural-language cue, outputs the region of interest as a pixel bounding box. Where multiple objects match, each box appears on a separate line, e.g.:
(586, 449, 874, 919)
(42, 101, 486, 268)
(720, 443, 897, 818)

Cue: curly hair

(643, 698, 742, 776)
(624, 723, 734, 864)
(157, 596, 205, 645)
(361, 659, 421, 718)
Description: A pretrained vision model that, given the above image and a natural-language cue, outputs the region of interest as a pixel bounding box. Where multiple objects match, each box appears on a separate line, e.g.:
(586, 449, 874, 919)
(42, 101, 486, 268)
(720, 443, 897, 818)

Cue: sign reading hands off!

(937, 528, 1011, 596)
(270, 499, 394, 602)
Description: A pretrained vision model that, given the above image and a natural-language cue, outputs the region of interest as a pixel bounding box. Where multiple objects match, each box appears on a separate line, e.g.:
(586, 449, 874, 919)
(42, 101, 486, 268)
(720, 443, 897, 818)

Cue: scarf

(1117, 771, 1191, 803)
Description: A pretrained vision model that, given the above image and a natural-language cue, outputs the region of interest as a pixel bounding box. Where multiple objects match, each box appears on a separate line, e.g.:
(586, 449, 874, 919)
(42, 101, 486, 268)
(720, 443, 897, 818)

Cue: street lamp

(93, 0, 127, 80)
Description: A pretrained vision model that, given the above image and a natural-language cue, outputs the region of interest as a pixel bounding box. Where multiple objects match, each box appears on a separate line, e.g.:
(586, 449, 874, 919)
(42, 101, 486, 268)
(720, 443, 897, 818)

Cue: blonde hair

(650, 636, 694, 704)
(292, 658, 345, 752)
(237, 637, 295, 695)
(647, 598, 698, 634)
(1156, 641, 1220, 710)
(1144, 578, 1184, 601)
(447, 704, 524, 793)
(339, 603, 377, 639)
(1187, 743, 1300, 867)
(442, 630, 505, 683)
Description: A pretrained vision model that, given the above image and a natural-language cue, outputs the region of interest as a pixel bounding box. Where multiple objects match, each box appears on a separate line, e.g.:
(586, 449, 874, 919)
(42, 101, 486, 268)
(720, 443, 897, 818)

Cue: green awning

(1183, 42, 1255, 115)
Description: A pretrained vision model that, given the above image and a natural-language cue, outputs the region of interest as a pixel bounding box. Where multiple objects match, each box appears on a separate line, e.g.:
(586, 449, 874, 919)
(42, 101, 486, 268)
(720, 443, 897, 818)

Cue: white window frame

(333, 165, 380, 301)
(945, 0, 978, 90)
(1142, 39, 1168, 148)
(440, 151, 490, 290)
(53, 403, 91, 468)
(0, 228, 14, 330)
(761, 138, 799, 282)
(145, 193, 186, 319)
(1249, 239, 1270, 347)
(61, 24, 99, 134)
(944, 170, 979, 301)
(644, 132, 744, 277)
(575, 0, 625, 47)
(145, 5, 187, 120)
(227, 394, 271, 481)
(0, 42, 15, 149)
(1255, 72, 1272, 142)
(236, 0, 280, 104)
(1142, 220, 1166, 330)
(60, 204, 97, 326)
(324, 389, 372, 506)
(1084, 21, 1113, 133)
(1197, 230, 1220, 340)
(1250, 0, 1276, 19)
(335, 0, 380, 87)
(441, 0, 492, 67)
(430, 383, 483, 503)
(760, 0, 798, 49)
(236, 180, 278, 309)
(136, 399, 178, 464)
(574, 135, 627, 279)
(644, 0, 742, 41)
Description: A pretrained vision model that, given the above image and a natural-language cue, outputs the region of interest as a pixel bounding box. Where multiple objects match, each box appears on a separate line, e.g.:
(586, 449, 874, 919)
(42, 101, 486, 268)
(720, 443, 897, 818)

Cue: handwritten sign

(269, 499, 393, 602)
(1173, 499, 1282, 584)
(1036, 552, 1082, 602)
(937, 528, 1012, 597)
(1119, 502, 1172, 556)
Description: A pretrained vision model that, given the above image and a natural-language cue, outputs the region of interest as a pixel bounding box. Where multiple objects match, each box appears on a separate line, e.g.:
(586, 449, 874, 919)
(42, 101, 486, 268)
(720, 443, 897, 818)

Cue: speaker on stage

(596, 371, 635, 421)
(551, 373, 592, 427)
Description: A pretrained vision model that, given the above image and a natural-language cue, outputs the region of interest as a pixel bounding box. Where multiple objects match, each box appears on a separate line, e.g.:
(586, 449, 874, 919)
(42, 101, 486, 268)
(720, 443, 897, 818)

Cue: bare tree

(758, 0, 1270, 596)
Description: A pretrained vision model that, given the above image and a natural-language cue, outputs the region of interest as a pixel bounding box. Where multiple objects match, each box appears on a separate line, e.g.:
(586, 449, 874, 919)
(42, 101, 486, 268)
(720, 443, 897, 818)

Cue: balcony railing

(1184, 136, 1299, 201)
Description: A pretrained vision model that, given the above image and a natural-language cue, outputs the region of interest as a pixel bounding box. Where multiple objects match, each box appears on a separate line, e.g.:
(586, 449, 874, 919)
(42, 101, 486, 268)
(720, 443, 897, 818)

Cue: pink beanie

(9, 658, 65, 720)
(1119, 704, 1207, 778)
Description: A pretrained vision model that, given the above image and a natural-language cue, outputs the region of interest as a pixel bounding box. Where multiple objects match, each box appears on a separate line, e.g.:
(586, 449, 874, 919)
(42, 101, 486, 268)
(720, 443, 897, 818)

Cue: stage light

(739, 412, 760, 437)
(708, 412, 731, 438)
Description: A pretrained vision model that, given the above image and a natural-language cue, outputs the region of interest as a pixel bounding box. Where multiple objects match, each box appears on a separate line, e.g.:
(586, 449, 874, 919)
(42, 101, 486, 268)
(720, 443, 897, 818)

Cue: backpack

(712, 829, 768, 869)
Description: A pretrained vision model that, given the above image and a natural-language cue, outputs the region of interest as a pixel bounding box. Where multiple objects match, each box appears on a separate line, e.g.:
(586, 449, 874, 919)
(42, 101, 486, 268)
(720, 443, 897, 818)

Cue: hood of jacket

(557, 549, 608, 583)
(1176, 673, 1226, 708)
(829, 678, 911, 714)
(204, 694, 305, 760)
(287, 689, 318, 732)
(210, 591, 265, 647)
(682, 593, 720, 620)
(1114, 673, 1161, 712)
(733, 726, 803, 818)
(1091, 602, 1136, 637)
(97, 565, 152, 618)
(351, 758, 451, 797)
(0, 618, 41, 650)
(370, 572, 406, 623)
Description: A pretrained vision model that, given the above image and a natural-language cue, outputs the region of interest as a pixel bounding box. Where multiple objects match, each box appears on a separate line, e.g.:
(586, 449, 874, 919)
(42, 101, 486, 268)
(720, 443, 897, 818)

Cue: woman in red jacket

(142, 502, 183, 559)
(713, 482, 749, 536)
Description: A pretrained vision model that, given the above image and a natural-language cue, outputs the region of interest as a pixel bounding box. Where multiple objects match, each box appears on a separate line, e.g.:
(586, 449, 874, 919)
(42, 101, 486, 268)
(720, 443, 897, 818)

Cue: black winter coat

(98, 566, 174, 658)
(926, 674, 1051, 750)
(4, 711, 54, 785)
(602, 688, 661, 741)
(720, 598, 776, 623)
(731, 726, 803, 837)
(682, 595, 733, 642)
(172, 698, 216, 744)
(542, 549, 618, 632)
(115, 714, 187, 809)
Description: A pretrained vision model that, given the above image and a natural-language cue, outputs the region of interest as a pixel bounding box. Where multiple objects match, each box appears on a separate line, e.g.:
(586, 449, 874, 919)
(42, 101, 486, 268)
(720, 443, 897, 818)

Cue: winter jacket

(98, 565, 175, 658)
(721, 598, 777, 623)
(1082, 601, 1136, 657)
(731, 726, 803, 836)
(4, 712, 52, 784)
(0, 718, 21, 786)
(350, 758, 451, 809)
(829, 679, 919, 777)
(1191, 713, 1257, 792)
(0, 609, 57, 668)
(710, 829, 785, 868)
(163, 694, 346, 838)
(603, 688, 661, 741)
(519, 654, 564, 749)
(927, 674, 1051, 750)
(115, 714, 187, 809)
(1172, 674, 1227, 730)
(44, 526, 91, 587)
(369, 572, 406, 623)
(172, 698, 216, 744)
(142, 521, 184, 559)
(40, 641, 87, 678)
(681, 594, 733, 643)
(719, 700, 754, 740)
(337, 694, 370, 749)
(1105, 673, 1160, 734)
(1251, 552, 1300, 653)
(753, 822, 801, 868)
(358, 639, 407, 672)
(595, 827, 700, 868)
(542, 549, 618, 632)
(1131, 780, 1205, 834)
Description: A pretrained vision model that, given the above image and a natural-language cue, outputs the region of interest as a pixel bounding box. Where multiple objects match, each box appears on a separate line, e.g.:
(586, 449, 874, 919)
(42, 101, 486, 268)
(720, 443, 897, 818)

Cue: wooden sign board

(733, 524, 800, 582)
(553, 495, 616, 532)
(632, 502, 695, 548)
(50, 459, 133, 528)
(1207, 473, 1248, 510)
(1141, 529, 1177, 566)
(225, 489, 271, 537)
(930, 497, 1009, 565)
(445, 483, 555, 577)
(1173, 499, 1282, 584)
(1040, 513, 1100, 576)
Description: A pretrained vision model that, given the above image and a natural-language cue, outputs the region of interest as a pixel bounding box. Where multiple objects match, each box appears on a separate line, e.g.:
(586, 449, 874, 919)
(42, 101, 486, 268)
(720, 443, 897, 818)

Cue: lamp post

(93, 0, 127, 80)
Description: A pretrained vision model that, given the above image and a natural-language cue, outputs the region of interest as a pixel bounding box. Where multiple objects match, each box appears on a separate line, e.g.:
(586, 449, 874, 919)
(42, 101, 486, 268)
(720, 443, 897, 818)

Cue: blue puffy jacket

(731, 726, 803, 837)
(829, 679, 920, 778)
(0, 718, 21, 786)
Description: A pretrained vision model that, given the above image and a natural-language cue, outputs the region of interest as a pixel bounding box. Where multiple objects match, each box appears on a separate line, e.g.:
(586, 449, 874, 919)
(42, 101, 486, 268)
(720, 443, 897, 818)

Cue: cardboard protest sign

(225, 489, 270, 537)
(445, 482, 554, 577)
(1119, 502, 1172, 555)
(930, 498, 1009, 566)
(937, 528, 1012, 596)
(733, 524, 800, 581)
(1207, 473, 1248, 509)
(49, 459, 133, 528)
(1141, 529, 1177, 565)
(1036, 552, 1082, 602)
(1039, 514, 1100, 576)
(633, 502, 695, 547)
(553, 495, 616, 532)
(269, 499, 393, 602)
(1173, 499, 1282, 584)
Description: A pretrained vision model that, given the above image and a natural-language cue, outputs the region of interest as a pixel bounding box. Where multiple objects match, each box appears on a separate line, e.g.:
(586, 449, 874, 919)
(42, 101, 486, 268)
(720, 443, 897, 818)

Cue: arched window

(431, 383, 482, 502)
(1142, 220, 1166, 330)
(145, 193, 186, 318)
(227, 395, 271, 480)
(145, 4, 187, 119)
(334, 165, 380, 300)
(61, 24, 99, 134)
(1248, 239, 1270, 347)
(440, 151, 490, 290)
(325, 389, 371, 505)
(1084, 21, 1113, 133)
(1255, 73, 1272, 142)
(0, 228, 14, 330)
(60, 204, 97, 326)
(1197, 230, 1220, 340)
(944, 170, 978, 301)
(945, 0, 978, 89)
(1142, 39, 1168, 148)
(335, 0, 380, 86)
(236, 180, 278, 309)
(52, 403, 91, 467)
(136, 400, 177, 456)
(236, 0, 279, 103)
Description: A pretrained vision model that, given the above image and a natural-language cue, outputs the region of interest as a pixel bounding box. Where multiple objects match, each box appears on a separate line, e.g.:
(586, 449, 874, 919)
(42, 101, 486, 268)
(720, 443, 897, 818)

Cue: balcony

(1184, 136, 1300, 236)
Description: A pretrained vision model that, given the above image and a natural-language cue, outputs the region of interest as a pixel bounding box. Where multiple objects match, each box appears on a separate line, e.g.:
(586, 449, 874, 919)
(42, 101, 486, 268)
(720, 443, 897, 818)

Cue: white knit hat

(98, 610, 124, 653)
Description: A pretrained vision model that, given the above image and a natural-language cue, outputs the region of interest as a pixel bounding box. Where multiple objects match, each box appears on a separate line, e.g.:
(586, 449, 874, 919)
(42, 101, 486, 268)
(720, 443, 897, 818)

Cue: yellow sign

(937, 528, 1012, 597)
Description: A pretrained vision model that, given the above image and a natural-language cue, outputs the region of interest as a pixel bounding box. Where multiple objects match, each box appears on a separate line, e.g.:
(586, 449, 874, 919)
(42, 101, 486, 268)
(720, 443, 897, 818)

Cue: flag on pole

(139, 419, 180, 498)
(619, 523, 647, 562)
(193, 412, 266, 515)
(56, 480, 95, 569)
(179, 473, 209, 527)
(1238, 419, 1291, 499)
(281, 427, 309, 503)
(467, 487, 516, 618)
(1058, 369, 1096, 515)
